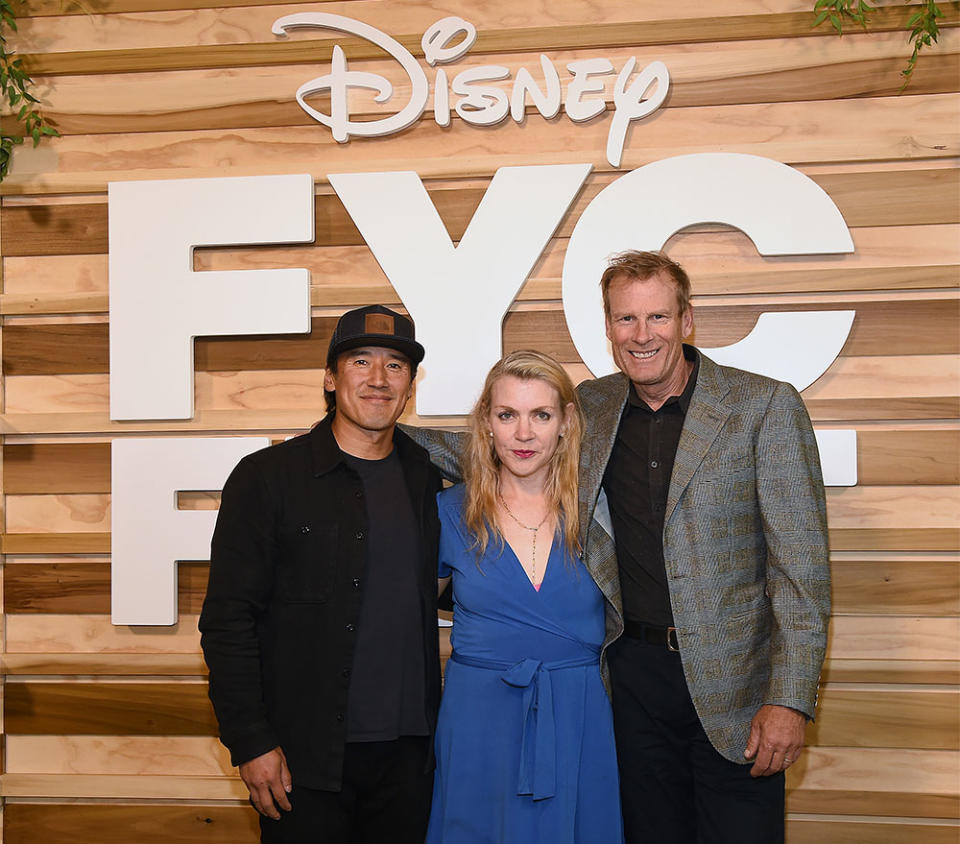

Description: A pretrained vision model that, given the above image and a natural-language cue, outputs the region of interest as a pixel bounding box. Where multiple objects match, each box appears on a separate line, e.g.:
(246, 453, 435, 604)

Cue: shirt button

(354, 530, 364, 541)
(355, 490, 363, 499)
(336, 712, 344, 722)
(352, 578, 361, 589)
(300, 525, 311, 534)
(346, 623, 356, 633)
(650, 460, 659, 468)
(341, 668, 351, 679)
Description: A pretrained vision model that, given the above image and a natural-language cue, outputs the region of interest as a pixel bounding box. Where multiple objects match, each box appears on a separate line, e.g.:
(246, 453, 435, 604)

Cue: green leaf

(814, 10, 830, 26)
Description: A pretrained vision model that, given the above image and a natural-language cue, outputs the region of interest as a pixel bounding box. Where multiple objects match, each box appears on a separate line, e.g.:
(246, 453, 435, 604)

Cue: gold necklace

(498, 493, 550, 586)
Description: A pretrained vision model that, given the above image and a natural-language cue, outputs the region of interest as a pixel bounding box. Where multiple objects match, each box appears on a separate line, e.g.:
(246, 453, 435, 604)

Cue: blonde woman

(426, 351, 623, 844)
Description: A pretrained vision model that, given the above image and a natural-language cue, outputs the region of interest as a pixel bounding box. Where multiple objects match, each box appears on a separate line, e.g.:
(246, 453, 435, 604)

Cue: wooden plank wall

(1, 0, 959, 840)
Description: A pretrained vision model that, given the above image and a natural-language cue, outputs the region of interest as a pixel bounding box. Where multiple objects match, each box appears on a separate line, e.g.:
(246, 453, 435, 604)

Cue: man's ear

(323, 368, 337, 392)
(682, 306, 694, 339)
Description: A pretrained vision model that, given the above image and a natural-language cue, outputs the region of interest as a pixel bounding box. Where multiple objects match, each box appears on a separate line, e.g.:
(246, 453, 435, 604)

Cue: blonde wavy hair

(462, 350, 584, 559)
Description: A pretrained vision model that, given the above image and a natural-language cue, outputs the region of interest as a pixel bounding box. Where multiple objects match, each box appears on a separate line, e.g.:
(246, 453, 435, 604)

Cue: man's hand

(240, 747, 293, 819)
(743, 704, 806, 777)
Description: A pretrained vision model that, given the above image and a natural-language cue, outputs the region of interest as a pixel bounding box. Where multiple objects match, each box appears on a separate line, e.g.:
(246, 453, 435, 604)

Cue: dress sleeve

(437, 490, 456, 578)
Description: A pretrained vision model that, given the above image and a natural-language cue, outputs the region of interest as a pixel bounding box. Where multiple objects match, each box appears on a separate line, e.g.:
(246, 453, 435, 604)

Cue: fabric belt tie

(450, 651, 597, 801)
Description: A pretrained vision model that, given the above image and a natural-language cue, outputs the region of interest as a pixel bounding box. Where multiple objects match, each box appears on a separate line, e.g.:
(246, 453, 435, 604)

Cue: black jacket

(199, 415, 442, 790)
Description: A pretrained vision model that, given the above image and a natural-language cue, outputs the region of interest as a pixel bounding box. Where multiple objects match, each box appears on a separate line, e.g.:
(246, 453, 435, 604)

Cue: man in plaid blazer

(574, 250, 830, 843)
(408, 250, 829, 843)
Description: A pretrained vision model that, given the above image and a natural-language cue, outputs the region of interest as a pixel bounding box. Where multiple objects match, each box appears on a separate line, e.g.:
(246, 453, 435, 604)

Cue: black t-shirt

(342, 449, 428, 741)
(602, 349, 699, 627)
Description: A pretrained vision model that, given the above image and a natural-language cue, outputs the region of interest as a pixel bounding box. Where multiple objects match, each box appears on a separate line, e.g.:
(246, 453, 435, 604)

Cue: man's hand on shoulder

(744, 704, 806, 777)
(240, 746, 293, 819)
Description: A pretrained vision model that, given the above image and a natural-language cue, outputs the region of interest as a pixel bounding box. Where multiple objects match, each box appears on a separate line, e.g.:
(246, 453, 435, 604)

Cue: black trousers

(259, 737, 433, 844)
(608, 635, 784, 844)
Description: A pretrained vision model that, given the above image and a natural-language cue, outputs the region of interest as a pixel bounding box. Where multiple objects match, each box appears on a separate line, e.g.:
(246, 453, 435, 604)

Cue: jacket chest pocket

(690, 467, 756, 508)
(276, 523, 339, 603)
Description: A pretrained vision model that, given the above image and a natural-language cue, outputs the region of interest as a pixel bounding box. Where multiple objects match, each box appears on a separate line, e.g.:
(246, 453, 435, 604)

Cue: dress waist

(449, 650, 599, 800)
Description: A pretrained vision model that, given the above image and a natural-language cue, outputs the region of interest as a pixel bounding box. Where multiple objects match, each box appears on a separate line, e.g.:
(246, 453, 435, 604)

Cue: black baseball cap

(326, 305, 425, 368)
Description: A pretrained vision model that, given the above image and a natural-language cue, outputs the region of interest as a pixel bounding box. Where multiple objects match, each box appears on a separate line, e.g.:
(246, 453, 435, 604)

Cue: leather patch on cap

(365, 313, 395, 335)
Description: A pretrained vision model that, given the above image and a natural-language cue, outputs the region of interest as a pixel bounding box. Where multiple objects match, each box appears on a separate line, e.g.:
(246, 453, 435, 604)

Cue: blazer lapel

(665, 352, 731, 526)
(578, 374, 630, 535)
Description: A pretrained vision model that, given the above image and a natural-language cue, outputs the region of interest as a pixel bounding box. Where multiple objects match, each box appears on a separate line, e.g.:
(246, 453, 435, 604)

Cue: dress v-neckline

(502, 535, 554, 594)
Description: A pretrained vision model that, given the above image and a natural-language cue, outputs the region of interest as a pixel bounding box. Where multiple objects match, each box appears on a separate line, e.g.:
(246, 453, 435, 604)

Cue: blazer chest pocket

(690, 468, 755, 507)
(276, 523, 338, 603)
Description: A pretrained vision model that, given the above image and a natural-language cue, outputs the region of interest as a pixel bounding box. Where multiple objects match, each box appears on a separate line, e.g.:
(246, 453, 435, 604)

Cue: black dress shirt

(602, 349, 699, 626)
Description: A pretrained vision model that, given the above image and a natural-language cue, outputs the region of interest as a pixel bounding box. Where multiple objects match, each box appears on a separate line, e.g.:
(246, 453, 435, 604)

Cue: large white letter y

(330, 165, 591, 415)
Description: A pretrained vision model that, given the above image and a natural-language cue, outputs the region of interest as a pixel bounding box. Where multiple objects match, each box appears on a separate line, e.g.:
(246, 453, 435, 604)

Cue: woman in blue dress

(427, 350, 623, 844)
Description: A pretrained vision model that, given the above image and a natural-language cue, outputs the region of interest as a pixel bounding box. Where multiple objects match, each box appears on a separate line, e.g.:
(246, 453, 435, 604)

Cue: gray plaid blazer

(407, 348, 830, 762)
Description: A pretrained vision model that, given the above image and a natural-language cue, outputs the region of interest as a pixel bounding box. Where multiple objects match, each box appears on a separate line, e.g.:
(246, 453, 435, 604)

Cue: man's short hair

(600, 250, 692, 318)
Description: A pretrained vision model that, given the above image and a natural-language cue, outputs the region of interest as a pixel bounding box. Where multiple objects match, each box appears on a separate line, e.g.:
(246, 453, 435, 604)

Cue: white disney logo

(271, 13, 669, 167)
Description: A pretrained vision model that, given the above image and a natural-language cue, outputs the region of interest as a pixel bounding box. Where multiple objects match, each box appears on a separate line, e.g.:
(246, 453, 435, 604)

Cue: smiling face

(488, 374, 570, 484)
(324, 346, 414, 448)
(605, 272, 695, 408)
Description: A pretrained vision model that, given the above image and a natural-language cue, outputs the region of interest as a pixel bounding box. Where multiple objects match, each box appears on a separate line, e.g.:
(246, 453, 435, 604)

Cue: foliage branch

(1, 0, 59, 181)
(813, 0, 947, 88)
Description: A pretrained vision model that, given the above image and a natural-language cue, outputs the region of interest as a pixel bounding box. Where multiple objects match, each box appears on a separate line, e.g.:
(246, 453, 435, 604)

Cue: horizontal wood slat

(5, 300, 958, 375)
(5, 95, 956, 195)
(0, 772, 248, 799)
(786, 819, 960, 844)
(785, 747, 960, 818)
(1, 0, 922, 24)
(1, 534, 111, 554)
(1, 653, 209, 675)
(8, 681, 952, 751)
(0, 754, 952, 815)
(4, 432, 954, 496)
(5, 655, 956, 683)
(828, 528, 960, 551)
(830, 560, 960, 616)
(13, 0, 344, 14)
(4, 562, 209, 614)
(14, 7, 946, 76)
(802, 398, 960, 422)
(5, 682, 218, 735)
(857, 430, 960, 486)
(4, 169, 957, 257)
(9, 558, 954, 616)
(1, 803, 946, 844)
(809, 689, 960, 749)
(1, 400, 955, 437)
(5, 735, 234, 776)
(5, 39, 956, 138)
(2, 264, 959, 318)
(821, 659, 960, 685)
(4, 484, 951, 539)
(2, 612, 948, 660)
(828, 616, 960, 661)
(3, 804, 258, 844)
(4, 443, 111, 493)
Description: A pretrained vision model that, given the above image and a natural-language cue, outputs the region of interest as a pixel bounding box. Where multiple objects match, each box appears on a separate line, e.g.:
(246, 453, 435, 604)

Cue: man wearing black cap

(200, 305, 442, 844)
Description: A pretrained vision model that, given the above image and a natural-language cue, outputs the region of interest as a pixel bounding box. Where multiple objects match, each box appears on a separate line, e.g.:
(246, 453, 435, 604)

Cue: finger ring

(784, 757, 793, 764)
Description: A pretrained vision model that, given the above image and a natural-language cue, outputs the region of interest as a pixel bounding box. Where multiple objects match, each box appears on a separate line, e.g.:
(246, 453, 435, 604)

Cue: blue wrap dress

(426, 485, 624, 844)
